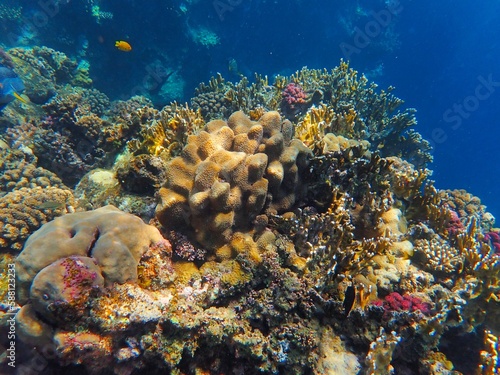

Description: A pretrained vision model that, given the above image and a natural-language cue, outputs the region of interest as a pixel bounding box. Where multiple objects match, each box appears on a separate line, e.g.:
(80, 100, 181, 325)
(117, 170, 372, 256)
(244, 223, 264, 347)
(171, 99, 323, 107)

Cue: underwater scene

(0, 0, 499, 374)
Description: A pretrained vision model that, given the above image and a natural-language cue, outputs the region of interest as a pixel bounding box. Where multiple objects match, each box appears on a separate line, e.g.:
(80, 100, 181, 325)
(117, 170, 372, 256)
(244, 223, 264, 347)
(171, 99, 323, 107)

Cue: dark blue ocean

(3, 0, 500, 220)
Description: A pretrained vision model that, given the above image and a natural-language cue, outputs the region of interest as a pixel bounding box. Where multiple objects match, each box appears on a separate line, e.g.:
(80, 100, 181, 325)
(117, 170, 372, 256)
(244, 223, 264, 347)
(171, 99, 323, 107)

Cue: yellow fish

(11, 85, 29, 104)
(115, 40, 132, 52)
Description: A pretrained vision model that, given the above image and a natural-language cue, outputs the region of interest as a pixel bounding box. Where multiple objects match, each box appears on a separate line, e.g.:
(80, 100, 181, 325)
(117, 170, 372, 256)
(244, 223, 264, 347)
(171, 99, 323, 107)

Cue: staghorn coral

(295, 104, 358, 152)
(413, 237, 463, 277)
(479, 330, 499, 374)
(364, 328, 401, 374)
(156, 110, 311, 249)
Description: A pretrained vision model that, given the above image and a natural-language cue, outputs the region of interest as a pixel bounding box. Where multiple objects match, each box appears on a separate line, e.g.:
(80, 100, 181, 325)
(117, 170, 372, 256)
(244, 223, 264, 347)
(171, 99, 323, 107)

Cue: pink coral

(281, 83, 307, 116)
(484, 231, 500, 253)
(282, 83, 306, 105)
(372, 292, 431, 317)
(445, 209, 465, 237)
(30, 256, 104, 322)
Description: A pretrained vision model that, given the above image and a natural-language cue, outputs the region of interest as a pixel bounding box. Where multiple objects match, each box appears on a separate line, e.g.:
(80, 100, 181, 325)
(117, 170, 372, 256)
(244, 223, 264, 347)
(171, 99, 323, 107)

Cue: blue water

(4, 0, 500, 219)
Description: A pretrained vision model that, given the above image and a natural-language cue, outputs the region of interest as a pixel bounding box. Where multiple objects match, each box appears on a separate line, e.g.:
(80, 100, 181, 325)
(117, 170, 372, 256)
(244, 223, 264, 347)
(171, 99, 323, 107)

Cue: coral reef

(10, 93, 148, 186)
(191, 62, 432, 167)
(281, 82, 308, 118)
(0, 186, 75, 252)
(74, 168, 157, 221)
(3, 59, 499, 375)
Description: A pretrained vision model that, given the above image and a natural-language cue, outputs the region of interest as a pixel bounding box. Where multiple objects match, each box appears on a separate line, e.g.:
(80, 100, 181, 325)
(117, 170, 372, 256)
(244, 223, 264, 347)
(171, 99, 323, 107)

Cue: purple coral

(168, 230, 206, 261)
(445, 209, 465, 237)
(484, 231, 500, 253)
(281, 83, 307, 116)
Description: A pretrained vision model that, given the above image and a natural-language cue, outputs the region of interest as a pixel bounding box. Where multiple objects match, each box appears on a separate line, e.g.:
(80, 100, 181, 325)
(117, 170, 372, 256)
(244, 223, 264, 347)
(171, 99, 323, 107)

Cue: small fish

(115, 40, 132, 52)
(343, 285, 356, 317)
(0, 66, 26, 111)
(37, 201, 65, 210)
(11, 84, 29, 104)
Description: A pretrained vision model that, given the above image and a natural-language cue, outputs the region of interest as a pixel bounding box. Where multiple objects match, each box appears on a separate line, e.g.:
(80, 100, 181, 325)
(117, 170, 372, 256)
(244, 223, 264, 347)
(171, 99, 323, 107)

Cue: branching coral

(193, 61, 432, 168)
(7, 59, 499, 374)
(26, 90, 147, 185)
(127, 102, 204, 160)
(192, 73, 280, 120)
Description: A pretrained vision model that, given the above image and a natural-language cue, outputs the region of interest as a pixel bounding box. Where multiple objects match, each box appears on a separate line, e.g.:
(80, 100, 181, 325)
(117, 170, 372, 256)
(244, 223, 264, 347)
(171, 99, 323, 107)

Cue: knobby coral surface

(1, 60, 499, 375)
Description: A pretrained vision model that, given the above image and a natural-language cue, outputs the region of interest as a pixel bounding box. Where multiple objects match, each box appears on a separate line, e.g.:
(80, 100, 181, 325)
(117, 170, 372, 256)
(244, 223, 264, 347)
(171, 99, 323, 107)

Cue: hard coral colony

(0, 50, 499, 375)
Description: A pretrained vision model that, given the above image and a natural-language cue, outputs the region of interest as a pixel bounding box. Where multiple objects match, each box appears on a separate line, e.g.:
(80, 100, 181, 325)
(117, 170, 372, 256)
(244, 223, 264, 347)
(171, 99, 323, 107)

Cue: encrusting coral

(0, 146, 74, 252)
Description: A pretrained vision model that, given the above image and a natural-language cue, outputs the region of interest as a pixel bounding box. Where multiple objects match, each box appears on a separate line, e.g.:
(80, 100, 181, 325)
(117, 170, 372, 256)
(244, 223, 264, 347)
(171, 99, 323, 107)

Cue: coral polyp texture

(1, 59, 499, 374)
(15, 205, 167, 304)
(156, 110, 312, 248)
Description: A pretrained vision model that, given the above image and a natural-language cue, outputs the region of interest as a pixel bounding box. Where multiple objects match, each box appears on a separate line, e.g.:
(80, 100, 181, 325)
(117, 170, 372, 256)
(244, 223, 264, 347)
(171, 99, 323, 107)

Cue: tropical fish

(343, 285, 355, 317)
(0, 66, 26, 111)
(36, 200, 66, 210)
(115, 40, 132, 52)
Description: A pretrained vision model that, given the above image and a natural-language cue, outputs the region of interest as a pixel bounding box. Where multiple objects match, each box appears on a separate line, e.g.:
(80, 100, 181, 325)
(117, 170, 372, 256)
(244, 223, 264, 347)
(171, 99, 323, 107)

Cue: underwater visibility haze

(0, 0, 499, 374)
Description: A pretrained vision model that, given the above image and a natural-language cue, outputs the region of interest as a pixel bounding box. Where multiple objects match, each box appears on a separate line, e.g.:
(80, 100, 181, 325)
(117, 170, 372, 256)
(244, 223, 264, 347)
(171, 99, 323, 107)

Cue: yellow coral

(128, 103, 204, 160)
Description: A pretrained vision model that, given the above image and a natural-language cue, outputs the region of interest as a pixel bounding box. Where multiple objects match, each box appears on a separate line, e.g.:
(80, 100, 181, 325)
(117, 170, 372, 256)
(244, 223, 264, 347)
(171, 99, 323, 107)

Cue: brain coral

(156, 111, 312, 248)
(15, 205, 167, 305)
